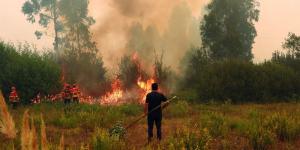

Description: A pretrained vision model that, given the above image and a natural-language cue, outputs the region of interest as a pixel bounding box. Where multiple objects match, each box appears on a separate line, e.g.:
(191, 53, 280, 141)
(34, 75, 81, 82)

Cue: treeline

(181, 55, 300, 103)
(180, 32, 300, 103)
(0, 42, 62, 103)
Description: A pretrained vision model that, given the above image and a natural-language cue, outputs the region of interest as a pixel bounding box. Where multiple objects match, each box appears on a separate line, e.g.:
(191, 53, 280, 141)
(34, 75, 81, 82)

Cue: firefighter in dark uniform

(144, 83, 167, 142)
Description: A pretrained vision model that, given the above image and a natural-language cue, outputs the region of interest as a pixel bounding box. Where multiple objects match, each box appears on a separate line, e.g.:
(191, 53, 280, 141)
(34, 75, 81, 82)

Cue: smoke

(89, 0, 209, 71)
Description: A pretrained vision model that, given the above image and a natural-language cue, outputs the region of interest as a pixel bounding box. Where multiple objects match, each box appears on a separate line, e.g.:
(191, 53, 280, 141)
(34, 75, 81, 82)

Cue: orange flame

(137, 77, 155, 103)
(100, 79, 124, 105)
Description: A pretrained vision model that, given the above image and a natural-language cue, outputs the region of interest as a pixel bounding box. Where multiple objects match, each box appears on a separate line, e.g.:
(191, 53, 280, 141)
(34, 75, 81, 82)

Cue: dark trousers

(73, 97, 79, 103)
(11, 102, 18, 109)
(64, 99, 71, 105)
(147, 114, 162, 141)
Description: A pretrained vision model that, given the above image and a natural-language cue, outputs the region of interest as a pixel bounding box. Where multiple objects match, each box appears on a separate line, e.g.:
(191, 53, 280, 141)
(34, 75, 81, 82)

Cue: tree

(282, 32, 300, 58)
(0, 41, 62, 103)
(59, 0, 97, 54)
(200, 0, 259, 61)
(118, 55, 140, 89)
(22, 0, 63, 53)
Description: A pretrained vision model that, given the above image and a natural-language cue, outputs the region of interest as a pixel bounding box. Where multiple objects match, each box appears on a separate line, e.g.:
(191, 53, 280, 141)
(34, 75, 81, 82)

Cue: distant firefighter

(9, 86, 19, 109)
(63, 84, 72, 105)
(71, 84, 80, 103)
(31, 93, 41, 104)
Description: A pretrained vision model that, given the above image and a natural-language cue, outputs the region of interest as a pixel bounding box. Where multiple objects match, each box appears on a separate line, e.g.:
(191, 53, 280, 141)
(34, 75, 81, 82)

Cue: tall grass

(264, 112, 300, 141)
(92, 128, 125, 150)
(40, 115, 48, 150)
(21, 110, 45, 150)
(0, 91, 16, 139)
(21, 109, 32, 149)
(59, 134, 64, 150)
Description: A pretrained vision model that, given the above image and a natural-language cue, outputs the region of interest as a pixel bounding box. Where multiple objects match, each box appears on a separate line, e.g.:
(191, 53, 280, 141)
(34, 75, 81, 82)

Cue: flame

(100, 79, 124, 105)
(137, 77, 155, 103)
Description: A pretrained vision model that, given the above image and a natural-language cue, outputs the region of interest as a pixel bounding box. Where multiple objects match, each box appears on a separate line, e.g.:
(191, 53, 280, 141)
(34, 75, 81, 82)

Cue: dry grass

(0, 91, 16, 139)
(21, 109, 31, 150)
(31, 118, 38, 150)
(40, 115, 48, 150)
(21, 109, 39, 150)
(59, 134, 65, 150)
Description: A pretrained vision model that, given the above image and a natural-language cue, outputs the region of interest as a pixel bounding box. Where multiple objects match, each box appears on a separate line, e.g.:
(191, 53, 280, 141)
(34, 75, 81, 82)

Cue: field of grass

(0, 100, 300, 150)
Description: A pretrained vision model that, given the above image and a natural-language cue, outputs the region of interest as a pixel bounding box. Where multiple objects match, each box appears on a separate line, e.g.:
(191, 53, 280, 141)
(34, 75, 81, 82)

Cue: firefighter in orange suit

(72, 84, 80, 103)
(63, 84, 72, 105)
(9, 86, 19, 109)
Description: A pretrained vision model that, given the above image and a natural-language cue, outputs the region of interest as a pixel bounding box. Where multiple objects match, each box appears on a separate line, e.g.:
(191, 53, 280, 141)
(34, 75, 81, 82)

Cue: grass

(0, 92, 16, 140)
(0, 101, 299, 149)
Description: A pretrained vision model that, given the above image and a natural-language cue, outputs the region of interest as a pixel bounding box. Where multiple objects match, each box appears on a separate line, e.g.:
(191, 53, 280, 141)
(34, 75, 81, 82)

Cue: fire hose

(125, 96, 177, 130)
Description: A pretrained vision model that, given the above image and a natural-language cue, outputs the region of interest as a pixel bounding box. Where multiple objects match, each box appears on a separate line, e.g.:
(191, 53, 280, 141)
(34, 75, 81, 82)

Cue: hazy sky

(0, 0, 300, 62)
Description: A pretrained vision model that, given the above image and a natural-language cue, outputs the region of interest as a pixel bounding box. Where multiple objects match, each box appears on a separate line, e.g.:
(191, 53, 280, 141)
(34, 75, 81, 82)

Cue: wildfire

(137, 77, 155, 103)
(100, 79, 124, 105)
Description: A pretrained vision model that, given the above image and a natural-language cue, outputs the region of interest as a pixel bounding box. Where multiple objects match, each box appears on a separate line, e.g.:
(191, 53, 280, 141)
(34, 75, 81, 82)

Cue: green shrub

(201, 112, 227, 137)
(92, 128, 125, 150)
(264, 113, 300, 141)
(165, 127, 211, 150)
(0, 41, 62, 103)
(181, 58, 300, 103)
(247, 125, 275, 150)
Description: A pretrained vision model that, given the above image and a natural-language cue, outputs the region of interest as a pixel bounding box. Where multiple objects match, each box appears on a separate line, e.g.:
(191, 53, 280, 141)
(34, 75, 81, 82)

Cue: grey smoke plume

(89, 0, 209, 71)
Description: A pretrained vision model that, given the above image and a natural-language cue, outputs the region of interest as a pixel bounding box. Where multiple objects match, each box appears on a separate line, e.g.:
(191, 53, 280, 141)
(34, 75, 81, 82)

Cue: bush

(0, 41, 62, 103)
(247, 125, 275, 150)
(181, 58, 300, 103)
(264, 113, 300, 141)
(92, 128, 125, 150)
(165, 127, 211, 150)
(201, 112, 227, 137)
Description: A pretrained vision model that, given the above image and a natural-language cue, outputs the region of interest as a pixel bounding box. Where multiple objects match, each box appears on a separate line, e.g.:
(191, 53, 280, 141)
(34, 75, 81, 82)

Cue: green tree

(118, 55, 140, 89)
(59, 0, 97, 54)
(200, 0, 259, 60)
(0, 41, 62, 103)
(22, 0, 63, 52)
(282, 32, 300, 58)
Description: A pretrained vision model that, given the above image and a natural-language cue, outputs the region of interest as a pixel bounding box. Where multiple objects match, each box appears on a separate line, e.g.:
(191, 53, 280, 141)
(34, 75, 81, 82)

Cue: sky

(0, 0, 300, 62)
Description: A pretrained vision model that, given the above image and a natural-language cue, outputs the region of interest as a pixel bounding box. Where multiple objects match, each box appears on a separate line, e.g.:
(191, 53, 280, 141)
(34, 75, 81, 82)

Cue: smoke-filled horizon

(89, 0, 209, 70)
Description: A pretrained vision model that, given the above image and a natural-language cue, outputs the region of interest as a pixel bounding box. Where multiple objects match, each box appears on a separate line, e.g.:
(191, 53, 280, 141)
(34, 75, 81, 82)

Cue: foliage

(22, 0, 63, 51)
(201, 112, 227, 137)
(264, 113, 300, 141)
(153, 53, 174, 93)
(109, 122, 126, 139)
(282, 32, 300, 58)
(201, 0, 259, 60)
(59, 0, 97, 54)
(181, 58, 300, 103)
(165, 127, 211, 150)
(247, 124, 275, 150)
(62, 51, 107, 96)
(0, 42, 62, 103)
(92, 128, 125, 150)
(118, 55, 140, 89)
